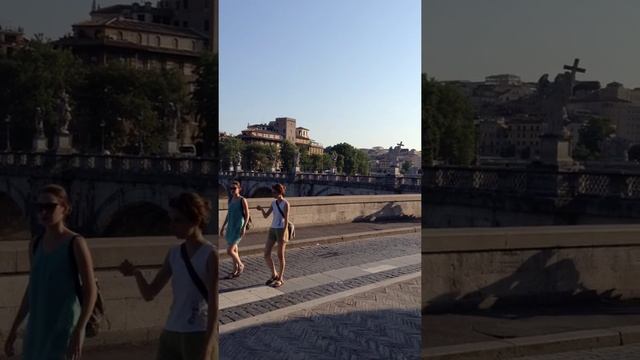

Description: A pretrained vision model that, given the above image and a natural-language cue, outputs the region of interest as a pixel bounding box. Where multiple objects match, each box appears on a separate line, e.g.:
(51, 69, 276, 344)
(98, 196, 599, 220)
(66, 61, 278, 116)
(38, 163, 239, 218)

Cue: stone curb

(422, 325, 640, 359)
(218, 226, 420, 259)
(220, 271, 421, 334)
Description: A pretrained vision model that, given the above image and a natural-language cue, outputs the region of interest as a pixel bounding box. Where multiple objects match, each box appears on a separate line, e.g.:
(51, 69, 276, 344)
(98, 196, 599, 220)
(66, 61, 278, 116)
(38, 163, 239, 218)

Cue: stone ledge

(423, 328, 624, 360)
(219, 194, 421, 210)
(423, 224, 640, 253)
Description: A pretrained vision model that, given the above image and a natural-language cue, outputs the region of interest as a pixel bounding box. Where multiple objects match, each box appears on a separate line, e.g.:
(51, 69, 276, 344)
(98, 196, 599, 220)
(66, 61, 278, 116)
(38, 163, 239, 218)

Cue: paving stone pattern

(219, 233, 420, 292)
(219, 263, 420, 324)
(220, 277, 421, 360)
(520, 344, 640, 359)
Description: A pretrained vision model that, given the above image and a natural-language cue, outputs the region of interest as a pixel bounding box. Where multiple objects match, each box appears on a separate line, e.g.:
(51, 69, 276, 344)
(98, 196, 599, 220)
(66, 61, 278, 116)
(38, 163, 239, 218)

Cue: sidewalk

(217, 220, 420, 256)
(423, 301, 640, 359)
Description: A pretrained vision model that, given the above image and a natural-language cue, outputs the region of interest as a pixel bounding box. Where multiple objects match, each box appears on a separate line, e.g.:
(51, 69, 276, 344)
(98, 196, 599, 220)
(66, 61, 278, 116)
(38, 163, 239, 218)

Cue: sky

(0, 0, 124, 39)
(219, 0, 421, 150)
(423, 0, 640, 88)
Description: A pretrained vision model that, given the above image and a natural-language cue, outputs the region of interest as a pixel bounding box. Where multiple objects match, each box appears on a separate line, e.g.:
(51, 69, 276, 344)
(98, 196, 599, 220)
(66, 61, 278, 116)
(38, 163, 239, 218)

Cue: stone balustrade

(424, 165, 640, 198)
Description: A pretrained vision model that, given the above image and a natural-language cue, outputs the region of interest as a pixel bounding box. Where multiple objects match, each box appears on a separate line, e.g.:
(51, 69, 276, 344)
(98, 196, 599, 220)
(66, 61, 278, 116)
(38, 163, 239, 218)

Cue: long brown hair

(169, 192, 212, 230)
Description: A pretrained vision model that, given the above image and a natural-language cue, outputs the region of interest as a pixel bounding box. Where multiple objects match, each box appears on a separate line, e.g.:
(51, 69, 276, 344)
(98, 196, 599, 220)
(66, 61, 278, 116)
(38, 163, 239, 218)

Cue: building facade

(0, 26, 27, 57)
(239, 117, 324, 156)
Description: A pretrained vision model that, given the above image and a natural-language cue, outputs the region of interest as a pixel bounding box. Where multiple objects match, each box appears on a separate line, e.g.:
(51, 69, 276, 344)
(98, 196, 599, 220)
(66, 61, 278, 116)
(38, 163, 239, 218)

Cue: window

(118, 31, 124, 40)
(192, 40, 196, 51)
(173, 38, 179, 49)
(137, 33, 143, 44)
(156, 36, 161, 46)
(175, 1, 180, 9)
(204, 20, 210, 31)
(183, 0, 188, 9)
(137, 14, 145, 22)
(204, 0, 209, 8)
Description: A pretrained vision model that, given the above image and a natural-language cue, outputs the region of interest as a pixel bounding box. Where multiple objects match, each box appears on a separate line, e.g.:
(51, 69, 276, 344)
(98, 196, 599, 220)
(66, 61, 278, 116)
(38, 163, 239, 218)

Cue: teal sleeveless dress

(225, 198, 246, 246)
(24, 236, 81, 360)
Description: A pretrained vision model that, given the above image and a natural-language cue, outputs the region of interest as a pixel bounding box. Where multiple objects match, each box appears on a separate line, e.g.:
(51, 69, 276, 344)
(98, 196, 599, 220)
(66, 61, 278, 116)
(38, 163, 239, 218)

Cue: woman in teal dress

(220, 181, 249, 279)
(4, 184, 97, 360)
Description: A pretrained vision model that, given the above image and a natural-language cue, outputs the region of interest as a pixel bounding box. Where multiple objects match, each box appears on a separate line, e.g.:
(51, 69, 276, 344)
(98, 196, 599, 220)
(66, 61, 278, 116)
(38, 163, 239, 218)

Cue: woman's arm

(281, 201, 290, 242)
(119, 254, 172, 302)
(72, 236, 98, 331)
(203, 251, 219, 360)
(257, 203, 273, 218)
(68, 236, 98, 360)
(241, 198, 250, 232)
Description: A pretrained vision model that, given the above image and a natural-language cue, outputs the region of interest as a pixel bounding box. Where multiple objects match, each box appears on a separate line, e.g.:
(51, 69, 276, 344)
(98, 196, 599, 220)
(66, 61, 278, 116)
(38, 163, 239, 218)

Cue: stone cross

(563, 58, 586, 79)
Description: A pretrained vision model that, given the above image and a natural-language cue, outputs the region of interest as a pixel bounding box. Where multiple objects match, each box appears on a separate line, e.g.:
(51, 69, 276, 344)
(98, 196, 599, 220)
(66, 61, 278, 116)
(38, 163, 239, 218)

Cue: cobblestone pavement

(219, 233, 420, 292)
(519, 344, 640, 359)
(220, 277, 421, 360)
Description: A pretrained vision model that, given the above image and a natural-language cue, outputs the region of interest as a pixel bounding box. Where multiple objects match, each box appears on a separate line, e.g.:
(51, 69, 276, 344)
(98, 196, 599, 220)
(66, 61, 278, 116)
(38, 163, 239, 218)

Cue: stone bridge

(423, 165, 640, 227)
(0, 152, 420, 238)
(218, 171, 421, 198)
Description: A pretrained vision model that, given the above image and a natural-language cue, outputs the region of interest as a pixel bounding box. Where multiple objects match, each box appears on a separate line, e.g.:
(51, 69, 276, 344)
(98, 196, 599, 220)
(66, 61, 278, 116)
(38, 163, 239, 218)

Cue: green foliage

(325, 143, 370, 175)
(401, 160, 412, 175)
(219, 136, 244, 170)
(280, 140, 298, 173)
(573, 117, 615, 161)
(422, 74, 476, 165)
(192, 52, 217, 156)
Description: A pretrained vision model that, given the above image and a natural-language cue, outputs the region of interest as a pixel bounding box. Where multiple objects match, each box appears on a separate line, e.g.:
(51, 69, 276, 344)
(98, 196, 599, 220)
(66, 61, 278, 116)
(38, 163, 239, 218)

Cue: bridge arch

(102, 201, 171, 237)
(629, 144, 640, 162)
(250, 186, 274, 198)
(95, 187, 172, 235)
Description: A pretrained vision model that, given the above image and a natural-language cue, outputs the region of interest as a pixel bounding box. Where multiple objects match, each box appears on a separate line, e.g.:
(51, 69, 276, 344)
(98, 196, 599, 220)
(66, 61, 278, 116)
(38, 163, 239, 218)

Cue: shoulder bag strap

(67, 235, 84, 303)
(179, 243, 208, 300)
(275, 200, 286, 218)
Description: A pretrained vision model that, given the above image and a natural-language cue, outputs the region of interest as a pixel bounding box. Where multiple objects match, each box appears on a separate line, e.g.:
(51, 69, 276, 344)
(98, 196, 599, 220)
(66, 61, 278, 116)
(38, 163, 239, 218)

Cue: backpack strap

(179, 243, 208, 300)
(67, 235, 83, 303)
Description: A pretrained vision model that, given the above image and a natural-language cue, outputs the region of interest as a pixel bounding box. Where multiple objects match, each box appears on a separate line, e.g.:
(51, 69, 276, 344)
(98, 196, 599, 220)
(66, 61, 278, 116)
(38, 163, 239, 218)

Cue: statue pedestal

(53, 133, 74, 154)
(32, 135, 48, 153)
(163, 138, 178, 155)
(540, 134, 573, 168)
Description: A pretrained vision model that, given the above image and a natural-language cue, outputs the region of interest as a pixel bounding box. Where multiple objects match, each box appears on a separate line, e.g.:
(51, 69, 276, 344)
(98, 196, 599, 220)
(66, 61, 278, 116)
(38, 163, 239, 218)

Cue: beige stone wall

(104, 28, 204, 52)
(422, 225, 640, 312)
(219, 194, 421, 231)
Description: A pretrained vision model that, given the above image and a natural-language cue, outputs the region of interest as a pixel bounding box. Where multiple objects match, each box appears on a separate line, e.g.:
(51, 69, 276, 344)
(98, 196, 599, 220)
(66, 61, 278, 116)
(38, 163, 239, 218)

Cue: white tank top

(271, 199, 288, 229)
(165, 241, 215, 333)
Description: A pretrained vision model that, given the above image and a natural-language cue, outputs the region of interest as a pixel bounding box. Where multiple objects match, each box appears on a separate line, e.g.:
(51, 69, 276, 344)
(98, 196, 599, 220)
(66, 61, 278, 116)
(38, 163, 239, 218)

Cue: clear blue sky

(220, 0, 421, 150)
(423, 0, 640, 89)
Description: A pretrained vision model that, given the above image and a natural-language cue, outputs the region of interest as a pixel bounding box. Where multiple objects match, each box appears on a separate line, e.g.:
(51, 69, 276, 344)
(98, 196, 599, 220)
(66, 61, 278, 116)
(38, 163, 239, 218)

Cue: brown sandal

(271, 279, 284, 288)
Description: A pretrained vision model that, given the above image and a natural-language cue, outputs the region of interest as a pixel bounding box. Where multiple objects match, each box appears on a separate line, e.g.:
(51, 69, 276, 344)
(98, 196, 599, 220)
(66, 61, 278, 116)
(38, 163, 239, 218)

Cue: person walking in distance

(256, 183, 290, 288)
(118, 192, 218, 360)
(220, 180, 249, 278)
(4, 184, 98, 360)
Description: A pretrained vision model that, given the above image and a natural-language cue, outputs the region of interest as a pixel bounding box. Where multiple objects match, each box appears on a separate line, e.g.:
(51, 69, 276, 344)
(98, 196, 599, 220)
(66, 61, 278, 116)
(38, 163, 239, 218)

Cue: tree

(325, 143, 370, 175)
(219, 136, 244, 170)
(422, 74, 476, 165)
(192, 52, 217, 157)
(280, 140, 298, 173)
(573, 117, 614, 161)
(5, 41, 83, 150)
(401, 161, 412, 175)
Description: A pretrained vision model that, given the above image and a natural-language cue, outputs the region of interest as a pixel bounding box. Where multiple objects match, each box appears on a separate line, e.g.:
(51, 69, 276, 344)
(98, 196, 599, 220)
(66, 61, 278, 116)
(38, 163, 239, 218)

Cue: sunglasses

(35, 202, 59, 212)
(230, 187, 238, 191)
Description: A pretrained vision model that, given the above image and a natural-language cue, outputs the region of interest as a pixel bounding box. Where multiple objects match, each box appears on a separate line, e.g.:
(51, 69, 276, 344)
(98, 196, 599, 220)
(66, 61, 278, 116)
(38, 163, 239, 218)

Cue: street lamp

(99, 119, 106, 154)
(4, 115, 10, 152)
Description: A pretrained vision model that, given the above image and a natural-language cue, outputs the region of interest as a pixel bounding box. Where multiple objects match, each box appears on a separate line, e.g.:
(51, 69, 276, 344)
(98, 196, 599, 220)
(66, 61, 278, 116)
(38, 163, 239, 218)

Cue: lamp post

(4, 115, 10, 152)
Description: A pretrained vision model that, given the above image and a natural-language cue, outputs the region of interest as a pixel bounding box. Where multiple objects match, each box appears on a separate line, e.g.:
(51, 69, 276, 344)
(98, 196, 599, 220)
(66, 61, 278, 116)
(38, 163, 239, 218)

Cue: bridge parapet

(424, 166, 640, 199)
(423, 225, 640, 312)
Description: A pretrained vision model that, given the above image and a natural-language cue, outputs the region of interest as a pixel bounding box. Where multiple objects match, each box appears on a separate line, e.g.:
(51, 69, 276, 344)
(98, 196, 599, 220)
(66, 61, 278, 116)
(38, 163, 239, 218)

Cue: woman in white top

(256, 183, 289, 288)
(118, 192, 218, 360)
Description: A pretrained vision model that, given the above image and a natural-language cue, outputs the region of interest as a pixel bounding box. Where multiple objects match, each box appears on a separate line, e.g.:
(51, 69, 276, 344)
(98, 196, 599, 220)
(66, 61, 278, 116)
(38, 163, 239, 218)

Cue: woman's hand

(3, 329, 16, 358)
(219, 227, 225, 237)
(67, 327, 85, 360)
(256, 205, 263, 211)
(118, 259, 137, 277)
